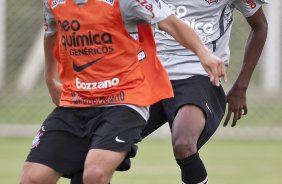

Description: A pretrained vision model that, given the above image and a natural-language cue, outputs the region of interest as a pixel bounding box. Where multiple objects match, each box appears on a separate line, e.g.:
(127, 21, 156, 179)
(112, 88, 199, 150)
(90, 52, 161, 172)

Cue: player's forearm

(158, 15, 210, 60)
(234, 16, 268, 90)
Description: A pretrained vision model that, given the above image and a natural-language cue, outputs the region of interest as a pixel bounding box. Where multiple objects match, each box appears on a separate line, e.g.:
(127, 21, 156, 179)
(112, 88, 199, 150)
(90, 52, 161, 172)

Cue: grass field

(1, 138, 282, 184)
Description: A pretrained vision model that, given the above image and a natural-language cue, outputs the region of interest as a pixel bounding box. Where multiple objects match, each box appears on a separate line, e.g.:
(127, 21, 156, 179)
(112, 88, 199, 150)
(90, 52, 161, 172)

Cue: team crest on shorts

(31, 127, 45, 149)
(204, 0, 219, 4)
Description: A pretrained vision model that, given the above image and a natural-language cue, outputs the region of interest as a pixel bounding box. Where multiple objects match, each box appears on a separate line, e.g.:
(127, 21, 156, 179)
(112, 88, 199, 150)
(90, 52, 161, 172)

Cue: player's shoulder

(119, 0, 162, 8)
(232, 0, 267, 17)
(232, 0, 268, 6)
(43, 0, 50, 5)
(43, 0, 51, 8)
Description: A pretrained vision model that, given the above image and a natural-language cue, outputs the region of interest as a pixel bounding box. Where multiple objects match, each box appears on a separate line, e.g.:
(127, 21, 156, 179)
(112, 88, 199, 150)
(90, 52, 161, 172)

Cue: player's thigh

(141, 101, 167, 139)
(84, 149, 127, 176)
(20, 162, 61, 184)
(172, 104, 206, 144)
(167, 76, 226, 149)
(26, 107, 91, 178)
(90, 105, 146, 171)
(91, 105, 146, 153)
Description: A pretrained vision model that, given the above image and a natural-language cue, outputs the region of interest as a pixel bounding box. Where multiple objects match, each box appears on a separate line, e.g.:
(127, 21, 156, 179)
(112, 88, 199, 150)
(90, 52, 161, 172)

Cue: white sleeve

(233, 0, 268, 17)
(119, 0, 172, 24)
(44, 0, 57, 37)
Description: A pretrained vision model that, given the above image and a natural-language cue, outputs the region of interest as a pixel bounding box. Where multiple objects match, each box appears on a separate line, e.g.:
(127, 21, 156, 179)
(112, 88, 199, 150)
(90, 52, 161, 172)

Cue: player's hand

(223, 86, 248, 127)
(46, 79, 62, 106)
(200, 51, 227, 86)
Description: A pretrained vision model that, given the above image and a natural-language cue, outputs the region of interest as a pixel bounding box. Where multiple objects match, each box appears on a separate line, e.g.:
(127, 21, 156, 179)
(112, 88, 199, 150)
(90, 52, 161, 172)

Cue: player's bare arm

(44, 33, 62, 106)
(158, 15, 227, 86)
(224, 7, 268, 127)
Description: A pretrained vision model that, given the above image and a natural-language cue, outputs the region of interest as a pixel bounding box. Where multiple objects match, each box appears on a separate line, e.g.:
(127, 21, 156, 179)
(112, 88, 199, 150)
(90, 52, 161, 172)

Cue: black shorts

(26, 105, 146, 178)
(141, 75, 226, 149)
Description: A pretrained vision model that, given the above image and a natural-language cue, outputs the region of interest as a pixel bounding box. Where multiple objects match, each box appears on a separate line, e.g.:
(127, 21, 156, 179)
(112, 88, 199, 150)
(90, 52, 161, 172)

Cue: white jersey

(43, 0, 172, 121)
(155, 0, 268, 80)
(44, 0, 172, 38)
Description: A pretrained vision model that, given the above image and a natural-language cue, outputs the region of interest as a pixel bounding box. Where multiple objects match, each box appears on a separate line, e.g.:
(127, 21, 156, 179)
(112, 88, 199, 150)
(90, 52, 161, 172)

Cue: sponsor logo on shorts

(206, 103, 212, 113)
(51, 0, 65, 9)
(115, 136, 126, 143)
(31, 128, 44, 149)
(97, 0, 115, 6)
(76, 77, 120, 90)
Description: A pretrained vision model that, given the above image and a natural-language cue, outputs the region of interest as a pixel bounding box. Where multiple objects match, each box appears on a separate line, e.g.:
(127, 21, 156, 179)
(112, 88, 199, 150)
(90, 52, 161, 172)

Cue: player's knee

(19, 173, 42, 184)
(173, 138, 197, 158)
(83, 166, 109, 184)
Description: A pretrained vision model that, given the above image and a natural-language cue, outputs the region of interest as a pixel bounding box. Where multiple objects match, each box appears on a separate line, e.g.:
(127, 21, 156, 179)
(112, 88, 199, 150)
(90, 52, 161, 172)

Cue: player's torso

(156, 0, 233, 51)
(48, 0, 173, 107)
(156, 0, 234, 79)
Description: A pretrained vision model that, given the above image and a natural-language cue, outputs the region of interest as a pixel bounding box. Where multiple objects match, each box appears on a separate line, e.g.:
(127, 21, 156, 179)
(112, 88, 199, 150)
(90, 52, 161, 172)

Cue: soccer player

(141, 0, 268, 184)
(19, 0, 226, 184)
